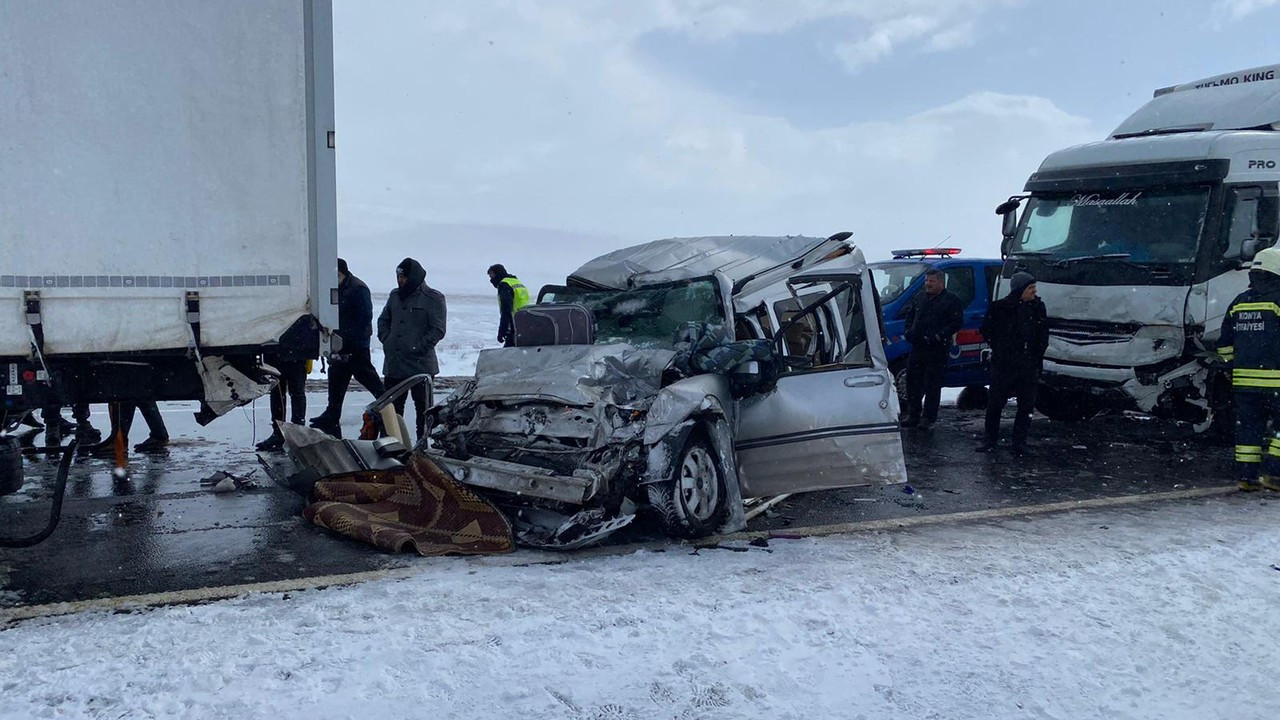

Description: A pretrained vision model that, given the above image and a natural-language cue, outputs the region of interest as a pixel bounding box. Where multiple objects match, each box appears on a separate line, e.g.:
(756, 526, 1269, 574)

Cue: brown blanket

(303, 453, 515, 556)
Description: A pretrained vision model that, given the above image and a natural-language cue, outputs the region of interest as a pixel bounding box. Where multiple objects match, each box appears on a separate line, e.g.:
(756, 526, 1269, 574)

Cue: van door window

(771, 282, 867, 370)
(943, 267, 976, 308)
(773, 293, 833, 366)
(984, 265, 1002, 302)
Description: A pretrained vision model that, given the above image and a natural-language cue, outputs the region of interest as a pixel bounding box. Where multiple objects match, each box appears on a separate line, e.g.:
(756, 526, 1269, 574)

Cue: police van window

(1222, 186, 1261, 259)
(985, 265, 1002, 301)
(944, 267, 976, 308)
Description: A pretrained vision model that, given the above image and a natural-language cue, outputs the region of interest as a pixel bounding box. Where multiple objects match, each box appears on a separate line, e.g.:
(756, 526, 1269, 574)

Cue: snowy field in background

(2, 498, 1276, 719)
(313, 292, 498, 380)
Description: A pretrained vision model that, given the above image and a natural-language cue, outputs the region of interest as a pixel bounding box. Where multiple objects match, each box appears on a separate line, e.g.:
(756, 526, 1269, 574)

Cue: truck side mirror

(1242, 238, 1261, 263)
(1000, 209, 1018, 240)
(1244, 196, 1279, 262)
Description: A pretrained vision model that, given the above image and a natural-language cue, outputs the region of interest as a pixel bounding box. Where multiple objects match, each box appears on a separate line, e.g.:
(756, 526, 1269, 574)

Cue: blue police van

(870, 248, 1005, 403)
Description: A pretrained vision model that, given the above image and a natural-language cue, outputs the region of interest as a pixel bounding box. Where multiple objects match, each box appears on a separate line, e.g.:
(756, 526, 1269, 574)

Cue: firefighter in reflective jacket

(487, 263, 530, 347)
(1219, 247, 1280, 491)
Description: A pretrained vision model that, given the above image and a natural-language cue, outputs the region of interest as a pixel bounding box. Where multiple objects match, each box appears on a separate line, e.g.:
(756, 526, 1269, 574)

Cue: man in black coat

(977, 271, 1049, 456)
(378, 258, 447, 440)
(310, 259, 386, 436)
(256, 316, 319, 451)
(901, 269, 964, 430)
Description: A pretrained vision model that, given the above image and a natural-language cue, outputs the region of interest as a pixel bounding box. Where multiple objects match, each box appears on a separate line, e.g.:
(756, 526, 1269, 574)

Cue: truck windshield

(541, 279, 724, 349)
(1012, 187, 1210, 264)
(870, 263, 925, 305)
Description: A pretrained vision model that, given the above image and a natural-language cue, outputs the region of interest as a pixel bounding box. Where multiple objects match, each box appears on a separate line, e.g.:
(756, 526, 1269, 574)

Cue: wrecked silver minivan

(426, 233, 905, 547)
(277, 234, 907, 549)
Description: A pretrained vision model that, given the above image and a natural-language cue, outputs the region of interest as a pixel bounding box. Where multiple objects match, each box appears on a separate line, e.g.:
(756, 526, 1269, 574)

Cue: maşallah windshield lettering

(1067, 192, 1143, 207)
(1014, 188, 1209, 263)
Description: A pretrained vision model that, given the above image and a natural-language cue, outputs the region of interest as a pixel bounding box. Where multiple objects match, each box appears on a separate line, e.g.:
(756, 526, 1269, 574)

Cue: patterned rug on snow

(303, 453, 515, 556)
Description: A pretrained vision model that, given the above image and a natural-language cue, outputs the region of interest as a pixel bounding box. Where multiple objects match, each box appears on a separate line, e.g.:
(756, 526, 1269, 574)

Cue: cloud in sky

(1214, 0, 1280, 21)
(329, 0, 1272, 293)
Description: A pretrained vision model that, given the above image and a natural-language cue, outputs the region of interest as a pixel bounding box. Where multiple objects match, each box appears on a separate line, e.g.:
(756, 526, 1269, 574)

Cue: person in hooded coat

(977, 271, 1049, 455)
(377, 258, 447, 440)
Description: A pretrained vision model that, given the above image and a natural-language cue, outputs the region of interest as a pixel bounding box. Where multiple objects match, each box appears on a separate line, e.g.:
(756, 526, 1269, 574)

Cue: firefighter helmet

(1254, 247, 1280, 277)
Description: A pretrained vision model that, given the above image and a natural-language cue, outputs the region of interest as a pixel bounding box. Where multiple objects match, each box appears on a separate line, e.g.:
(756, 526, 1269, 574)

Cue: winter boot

(75, 423, 102, 446)
(1259, 475, 1280, 492)
(133, 435, 169, 453)
(1239, 478, 1265, 492)
(255, 433, 285, 452)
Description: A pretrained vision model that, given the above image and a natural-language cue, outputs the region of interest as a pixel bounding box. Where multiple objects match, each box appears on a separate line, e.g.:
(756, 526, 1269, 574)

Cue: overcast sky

(329, 0, 1280, 295)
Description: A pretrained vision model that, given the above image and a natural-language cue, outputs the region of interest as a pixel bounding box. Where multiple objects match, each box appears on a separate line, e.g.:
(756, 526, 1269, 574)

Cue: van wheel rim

(679, 446, 719, 521)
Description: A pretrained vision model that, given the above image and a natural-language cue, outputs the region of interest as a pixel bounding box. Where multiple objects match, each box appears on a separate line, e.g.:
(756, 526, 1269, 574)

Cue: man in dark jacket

(378, 258, 447, 440)
(900, 269, 964, 430)
(310, 259, 386, 436)
(977, 271, 1049, 456)
(487, 264, 530, 347)
(1218, 247, 1280, 491)
(256, 317, 318, 451)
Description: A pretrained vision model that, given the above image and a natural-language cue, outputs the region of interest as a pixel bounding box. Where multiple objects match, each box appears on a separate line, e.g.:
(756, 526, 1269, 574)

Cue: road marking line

(0, 485, 1240, 624)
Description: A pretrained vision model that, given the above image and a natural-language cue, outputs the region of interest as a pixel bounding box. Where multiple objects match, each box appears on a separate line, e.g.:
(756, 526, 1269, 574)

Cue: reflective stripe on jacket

(1219, 291, 1280, 392)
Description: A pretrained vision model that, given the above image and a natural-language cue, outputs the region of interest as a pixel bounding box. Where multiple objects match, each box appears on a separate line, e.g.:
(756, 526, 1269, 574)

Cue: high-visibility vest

(500, 276, 530, 313)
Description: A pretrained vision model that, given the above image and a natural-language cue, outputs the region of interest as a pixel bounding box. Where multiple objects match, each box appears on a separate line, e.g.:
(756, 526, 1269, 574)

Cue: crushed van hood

(469, 344, 676, 408)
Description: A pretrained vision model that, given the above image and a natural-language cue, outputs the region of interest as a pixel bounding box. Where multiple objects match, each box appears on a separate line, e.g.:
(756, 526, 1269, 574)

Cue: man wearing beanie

(977, 271, 1049, 455)
(377, 258, 447, 441)
(1218, 247, 1280, 491)
(310, 259, 385, 436)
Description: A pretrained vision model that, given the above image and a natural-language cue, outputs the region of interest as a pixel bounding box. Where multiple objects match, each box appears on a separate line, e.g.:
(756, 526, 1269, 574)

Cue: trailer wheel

(1035, 386, 1100, 422)
(1, 435, 24, 496)
(647, 436, 727, 539)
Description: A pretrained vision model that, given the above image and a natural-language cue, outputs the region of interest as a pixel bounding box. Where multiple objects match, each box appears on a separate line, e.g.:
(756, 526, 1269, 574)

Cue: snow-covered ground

(2, 498, 1276, 719)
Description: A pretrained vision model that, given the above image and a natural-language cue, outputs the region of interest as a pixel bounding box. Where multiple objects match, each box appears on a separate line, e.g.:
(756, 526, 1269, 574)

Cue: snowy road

(0, 397, 1234, 610)
(1, 496, 1276, 719)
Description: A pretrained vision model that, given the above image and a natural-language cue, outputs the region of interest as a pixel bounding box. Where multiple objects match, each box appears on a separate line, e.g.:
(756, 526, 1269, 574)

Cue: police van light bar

(891, 248, 962, 258)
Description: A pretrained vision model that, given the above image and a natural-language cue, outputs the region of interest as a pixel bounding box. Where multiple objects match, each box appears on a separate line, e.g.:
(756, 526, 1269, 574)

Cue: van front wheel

(647, 437, 727, 539)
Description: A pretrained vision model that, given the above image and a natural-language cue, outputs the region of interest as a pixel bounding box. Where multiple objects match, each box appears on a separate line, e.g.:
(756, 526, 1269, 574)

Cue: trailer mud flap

(195, 356, 274, 423)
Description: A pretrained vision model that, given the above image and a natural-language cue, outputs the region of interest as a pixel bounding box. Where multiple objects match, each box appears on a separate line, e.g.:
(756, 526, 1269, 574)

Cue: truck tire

(1, 435, 24, 496)
(647, 436, 727, 539)
(1035, 386, 1100, 422)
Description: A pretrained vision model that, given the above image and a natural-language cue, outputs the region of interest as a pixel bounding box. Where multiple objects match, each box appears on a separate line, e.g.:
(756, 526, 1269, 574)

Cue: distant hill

(336, 215, 636, 296)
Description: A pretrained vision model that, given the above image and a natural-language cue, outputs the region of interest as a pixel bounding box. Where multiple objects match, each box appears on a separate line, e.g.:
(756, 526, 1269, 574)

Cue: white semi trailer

(0, 0, 339, 429)
(995, 64, 1280, 434)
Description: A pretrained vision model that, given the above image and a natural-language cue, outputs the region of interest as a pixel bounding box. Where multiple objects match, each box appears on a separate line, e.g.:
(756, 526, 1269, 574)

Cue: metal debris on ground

(200, 470, 259, 493)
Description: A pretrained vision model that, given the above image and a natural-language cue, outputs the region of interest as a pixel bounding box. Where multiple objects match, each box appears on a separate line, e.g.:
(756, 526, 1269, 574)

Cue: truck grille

(1048, 319, 1142, 346)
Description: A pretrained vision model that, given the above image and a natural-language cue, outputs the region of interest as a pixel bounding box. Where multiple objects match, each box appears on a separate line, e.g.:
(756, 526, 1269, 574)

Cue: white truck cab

(995, 64, 1280, 433)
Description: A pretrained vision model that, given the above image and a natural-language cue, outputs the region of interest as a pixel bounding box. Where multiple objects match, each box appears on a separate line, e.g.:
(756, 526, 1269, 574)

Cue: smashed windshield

(1012, 187, 1210, 264)
(870, 263, 925, 304)
(542, 279, 724, 349)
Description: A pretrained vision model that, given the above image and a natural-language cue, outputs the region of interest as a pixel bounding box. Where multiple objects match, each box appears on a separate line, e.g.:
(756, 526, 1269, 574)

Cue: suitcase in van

(513, 304, 595, 346)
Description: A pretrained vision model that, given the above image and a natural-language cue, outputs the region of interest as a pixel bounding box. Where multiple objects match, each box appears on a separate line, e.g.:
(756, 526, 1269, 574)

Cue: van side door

(734, 271, 907, 498)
